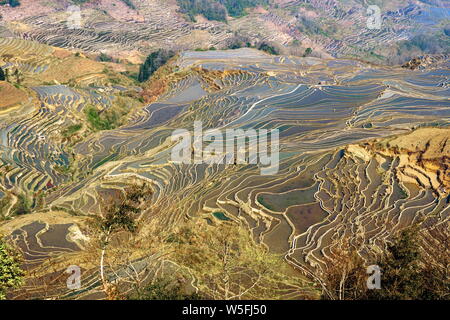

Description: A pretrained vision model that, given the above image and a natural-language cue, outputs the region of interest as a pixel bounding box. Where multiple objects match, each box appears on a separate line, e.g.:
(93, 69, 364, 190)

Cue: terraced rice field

(2, 0, 444, 66)
(1, 43, 448, 298)
(0, 38, 55, 74)
(0, 0, 234, 59)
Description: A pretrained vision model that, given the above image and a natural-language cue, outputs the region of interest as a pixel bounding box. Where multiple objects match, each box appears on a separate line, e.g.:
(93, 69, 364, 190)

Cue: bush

(98, 53, 113, 62)
(120, 0, 135, 10)
(303, 47, 312, 57)
(444, 25, 450, 37)
(85, 105, 116, 131)
(138, 49, 175, 82)
(177, 0, 227, 22)
(129, 278, 201, 300)
(62, 124, 82, 138)
(14, 194, 31, 215)
(398, 33, 447, 55)
(219, 0, 268, 18)
(176, 0, 268, 22)
(319, 226, 450, 300)
(257, 42, 279, 55)
(369, 227, 449, 300)
(0, 237, 24, 299)
(0, 0, 21, 7)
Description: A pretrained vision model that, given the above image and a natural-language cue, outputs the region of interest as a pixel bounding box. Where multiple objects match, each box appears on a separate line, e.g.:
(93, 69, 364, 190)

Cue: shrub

(0, 0, 21, 8)
(14, 193, 31, 215)
(129, 278, 201, 300)
(0, 237, 24, 299)
(176, 0, 268, 22)
(257, 42, 279, 55)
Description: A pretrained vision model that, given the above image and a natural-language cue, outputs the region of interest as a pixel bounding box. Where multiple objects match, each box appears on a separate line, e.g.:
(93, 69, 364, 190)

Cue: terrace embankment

(347, 128, 449, 197)
(1, 44, 449, 298)
(0, 81, 29, 112)
(140, 60, 249, 103)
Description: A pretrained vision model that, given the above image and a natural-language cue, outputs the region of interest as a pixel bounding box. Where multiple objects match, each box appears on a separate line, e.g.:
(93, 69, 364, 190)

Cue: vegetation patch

(0, 237, 24, 300)
(62, 124, 82, 138)
(177, 0, 269, 22)
(129, 277, 201, 300)
(318, 226, 449, 300)
(138, 49, 176, 82)
(120, 0, 136, 10)
(85, 105, 116, 131)
(84, 96, 140, 132)
(13, 193, 31, 216)
(0, 0, 20, 8)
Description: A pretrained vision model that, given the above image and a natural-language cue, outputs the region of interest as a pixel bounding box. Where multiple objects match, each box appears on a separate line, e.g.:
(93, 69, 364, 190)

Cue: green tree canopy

(138, 49, 175, 83)
(0, 0, 21, 7)
(176, 0, 268, 22)
(0, 237, 24, 299)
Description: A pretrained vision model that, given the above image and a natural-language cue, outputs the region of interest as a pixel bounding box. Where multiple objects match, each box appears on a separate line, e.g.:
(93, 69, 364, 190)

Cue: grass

(257, 195, 275, 211)
(0, 193, 11, 220)
(54, 164, 71, 175)
(93, 153, 118, 170)
(62, 124, 82, 138)
(84, 96, 143, 132)
(399, 186, 408, 199)
(85, 105, 117, 131)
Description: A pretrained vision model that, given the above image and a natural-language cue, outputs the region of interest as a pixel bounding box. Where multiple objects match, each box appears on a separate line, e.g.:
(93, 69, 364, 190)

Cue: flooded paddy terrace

(1, 49, 449, 279)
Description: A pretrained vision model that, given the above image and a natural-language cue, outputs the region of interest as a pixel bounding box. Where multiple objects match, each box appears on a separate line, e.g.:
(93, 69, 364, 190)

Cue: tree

(0, 0, 20, 7)
(257, 42, 279, 55)
(12, 68, 22, 84)
(14, 193, 31, 215)
(444, 25, 450, 37)
(93, 184, 151, 299)
(138, 49, 176, 82)
(0, 68, 5, 81)
(367, 228, 424, 300)
(120, 0, 136, 10)
(170, 222, 314, 300)
(0, 237, 24, 299)
(218, 0, 269, 18)
(9, 0, 20, 7)
(316, 225, 450, 300)
(129, 277, 201, 300)
(319, 242, 367, 300)
(303, 47, 312, 57)
(176, 0, 268, 22)
(177, 0, 227, 22)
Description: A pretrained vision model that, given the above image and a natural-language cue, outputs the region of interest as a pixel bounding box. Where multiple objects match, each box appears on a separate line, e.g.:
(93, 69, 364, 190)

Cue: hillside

(0, 0, 449, 65)
(0, 37, 448, 299)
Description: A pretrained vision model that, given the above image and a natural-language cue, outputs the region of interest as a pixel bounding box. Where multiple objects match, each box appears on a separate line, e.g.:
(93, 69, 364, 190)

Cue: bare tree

(93, 183, 152, 299)
(313, 239, 367, 300)
(171, 222, 312, 300)
(419, 223, 449, 300)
